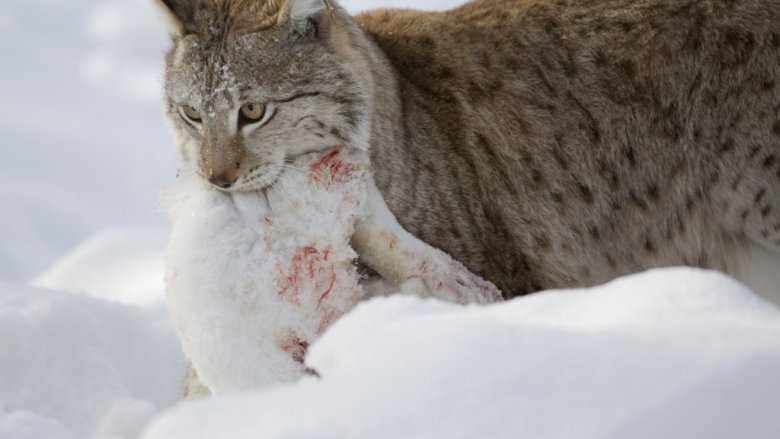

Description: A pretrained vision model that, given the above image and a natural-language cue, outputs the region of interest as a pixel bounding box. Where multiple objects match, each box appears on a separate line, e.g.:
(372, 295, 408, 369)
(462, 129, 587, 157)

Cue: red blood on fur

(279, 334, 309, 364)
(317, 266, 337, 307)
(309, 150, 356, 184)
(276, 246, 336, 304)
(277, 248, 308, 303)
(302, 246, 319, 278)
(380, 230, 398, 250)
(316, 307, 341, 335)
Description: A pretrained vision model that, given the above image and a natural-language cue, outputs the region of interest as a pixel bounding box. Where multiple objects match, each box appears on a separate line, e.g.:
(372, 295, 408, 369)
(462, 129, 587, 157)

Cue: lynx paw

(400, 255, 503, 305)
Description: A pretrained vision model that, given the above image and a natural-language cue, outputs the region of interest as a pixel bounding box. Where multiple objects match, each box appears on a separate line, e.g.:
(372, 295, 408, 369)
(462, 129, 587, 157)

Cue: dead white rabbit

(164, 147, 501, 394)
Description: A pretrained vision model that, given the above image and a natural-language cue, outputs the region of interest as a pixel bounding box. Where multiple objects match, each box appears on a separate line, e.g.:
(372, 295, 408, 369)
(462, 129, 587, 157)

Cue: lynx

(155, 0, 780, 304)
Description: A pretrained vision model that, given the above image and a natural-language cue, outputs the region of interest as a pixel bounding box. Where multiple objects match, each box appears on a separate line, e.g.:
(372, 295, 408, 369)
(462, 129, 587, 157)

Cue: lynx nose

(209, 174, 236, 189)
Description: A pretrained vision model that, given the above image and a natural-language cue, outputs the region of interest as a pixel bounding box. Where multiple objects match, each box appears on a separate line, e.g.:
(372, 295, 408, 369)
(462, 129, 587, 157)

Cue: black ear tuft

(153, 0, 199, 37)
(287, 0, 331, 39)
(296, 16, 320, 38)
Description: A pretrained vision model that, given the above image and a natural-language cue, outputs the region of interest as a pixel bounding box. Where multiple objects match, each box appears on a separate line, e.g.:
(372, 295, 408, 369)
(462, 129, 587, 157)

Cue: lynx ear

(153, 0, 199, 38)
(285, 0, 332, 38)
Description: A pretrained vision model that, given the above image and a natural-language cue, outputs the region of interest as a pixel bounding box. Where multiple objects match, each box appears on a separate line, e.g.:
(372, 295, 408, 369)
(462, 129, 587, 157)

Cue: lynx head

(155, 0, 370, 191)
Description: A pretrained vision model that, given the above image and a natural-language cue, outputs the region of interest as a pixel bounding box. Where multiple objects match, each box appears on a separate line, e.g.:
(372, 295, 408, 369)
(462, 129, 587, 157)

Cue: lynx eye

(181, 105, 202, 123)
(239, 103, 266, 124)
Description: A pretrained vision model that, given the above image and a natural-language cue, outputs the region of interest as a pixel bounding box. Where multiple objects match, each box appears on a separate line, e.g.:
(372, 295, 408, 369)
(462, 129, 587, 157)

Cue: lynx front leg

(352, 182, 503, 304)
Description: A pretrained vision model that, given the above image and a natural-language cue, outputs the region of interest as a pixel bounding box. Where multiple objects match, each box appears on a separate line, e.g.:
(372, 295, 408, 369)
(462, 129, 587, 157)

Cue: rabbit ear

(153, 0, 200, 38)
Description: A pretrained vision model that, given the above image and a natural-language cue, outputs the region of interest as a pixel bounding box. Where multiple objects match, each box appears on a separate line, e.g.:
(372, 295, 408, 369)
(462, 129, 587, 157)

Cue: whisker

(181, 169, 201, 180)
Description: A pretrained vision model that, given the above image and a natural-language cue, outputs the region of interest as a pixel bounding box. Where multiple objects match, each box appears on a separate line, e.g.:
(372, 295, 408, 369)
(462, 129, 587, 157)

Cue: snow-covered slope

(34, 228, 168, 306)
(0, 283, 186, 439)
(6, 268, 780, 439)
(143, 268, 780, 439)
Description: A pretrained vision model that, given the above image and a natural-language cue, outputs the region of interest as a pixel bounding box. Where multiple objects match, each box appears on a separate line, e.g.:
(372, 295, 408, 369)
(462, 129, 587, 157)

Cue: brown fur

(158, 0, 287, 35)
(357, 0, 780, 297)
(157, 0, 780, 298)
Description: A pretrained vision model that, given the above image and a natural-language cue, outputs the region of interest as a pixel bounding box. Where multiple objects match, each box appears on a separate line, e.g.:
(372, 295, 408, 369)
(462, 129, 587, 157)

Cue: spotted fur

(156, 0, 780, 301)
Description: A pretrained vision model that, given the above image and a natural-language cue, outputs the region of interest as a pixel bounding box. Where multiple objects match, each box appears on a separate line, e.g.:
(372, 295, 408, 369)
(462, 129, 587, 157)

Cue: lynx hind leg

(714, 144, 780, 253)
(712, 142, 780, 302)
(182, 364, 211, 399)
(352, 183, 503, 305)
(728, 242, 780, 305)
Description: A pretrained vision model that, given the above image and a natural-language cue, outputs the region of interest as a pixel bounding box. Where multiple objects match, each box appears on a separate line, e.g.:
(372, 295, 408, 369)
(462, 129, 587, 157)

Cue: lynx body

(155, 0, 780, 393)
(156, 0, 780, 302)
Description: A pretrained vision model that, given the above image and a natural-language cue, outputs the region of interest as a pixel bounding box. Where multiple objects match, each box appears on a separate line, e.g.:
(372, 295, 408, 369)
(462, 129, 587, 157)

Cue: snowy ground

(3, 0, 780, 438)
(0, 283, 184, 439)
(5, 268, 780, 439)
(143, 269, 780, 439)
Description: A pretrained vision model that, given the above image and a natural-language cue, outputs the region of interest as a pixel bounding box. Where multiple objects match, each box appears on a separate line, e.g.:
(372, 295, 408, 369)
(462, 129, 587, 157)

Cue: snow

(0, 0, 176, 282)
(35, 228, 168, 306)
(0, 412, 73, 439)
(0, 283, 186, 439)
(143, 268, 780, 439)
(4, 0, 780, 438)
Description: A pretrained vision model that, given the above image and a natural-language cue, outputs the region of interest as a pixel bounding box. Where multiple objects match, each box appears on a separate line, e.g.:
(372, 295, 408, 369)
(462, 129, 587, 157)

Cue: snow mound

(0, 283, 186, 439)
(35, 228, 168, 306)
(143, 268, 780, 439)
(0, 412, 73, 439)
